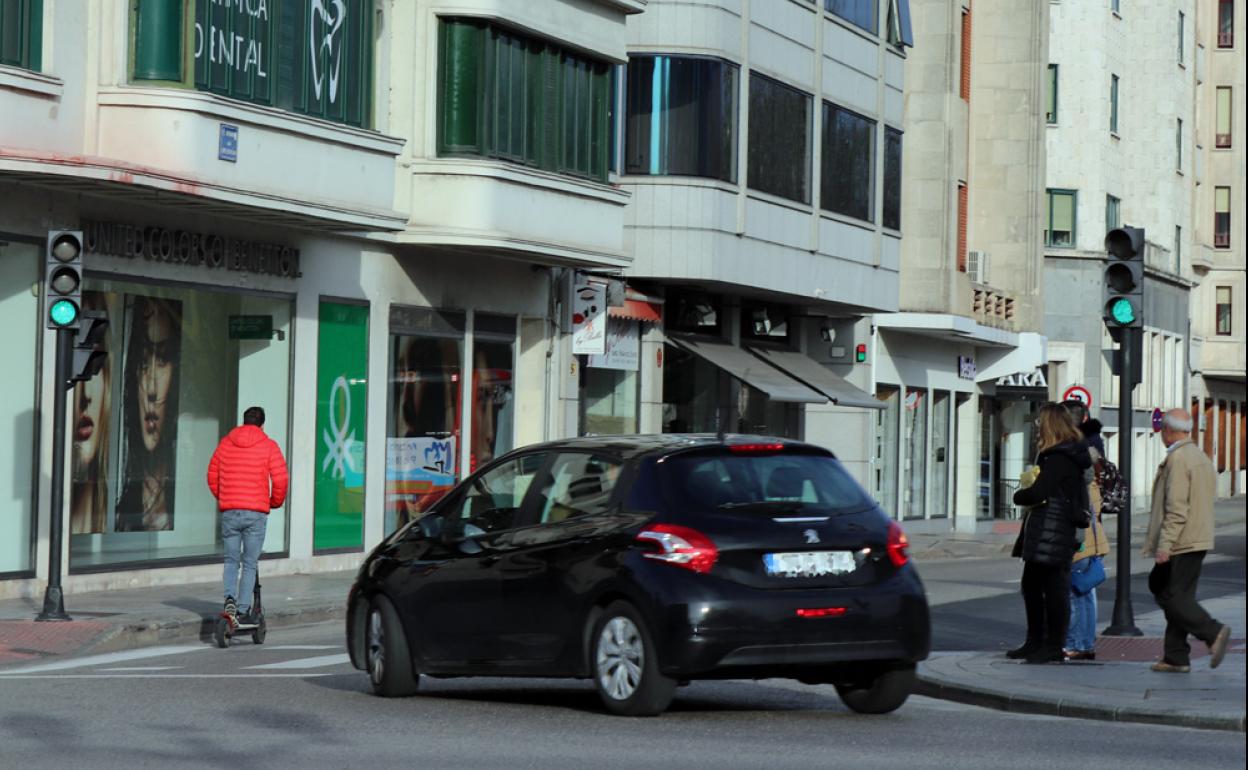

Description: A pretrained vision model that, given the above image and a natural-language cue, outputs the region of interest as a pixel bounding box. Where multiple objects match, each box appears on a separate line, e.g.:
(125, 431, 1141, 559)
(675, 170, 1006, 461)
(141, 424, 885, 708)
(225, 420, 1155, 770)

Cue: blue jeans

(1066, 559, 1098, 653)
(222, 509, 268, 613)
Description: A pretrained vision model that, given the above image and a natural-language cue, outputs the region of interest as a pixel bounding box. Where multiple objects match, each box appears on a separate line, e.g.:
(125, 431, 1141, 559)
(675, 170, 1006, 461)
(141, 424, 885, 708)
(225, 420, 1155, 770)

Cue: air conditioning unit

(967, 250, 989, 284)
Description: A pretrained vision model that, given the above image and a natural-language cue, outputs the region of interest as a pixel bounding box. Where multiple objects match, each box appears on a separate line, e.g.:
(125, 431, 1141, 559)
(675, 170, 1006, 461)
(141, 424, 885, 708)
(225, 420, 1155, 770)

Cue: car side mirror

(417, 514, 444, 541)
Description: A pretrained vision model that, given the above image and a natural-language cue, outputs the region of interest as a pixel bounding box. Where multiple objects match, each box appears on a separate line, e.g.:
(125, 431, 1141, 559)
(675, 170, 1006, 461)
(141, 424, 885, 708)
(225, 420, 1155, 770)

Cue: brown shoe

(1208, 625, 1231, 669)
(1150, 660, 1191, 673)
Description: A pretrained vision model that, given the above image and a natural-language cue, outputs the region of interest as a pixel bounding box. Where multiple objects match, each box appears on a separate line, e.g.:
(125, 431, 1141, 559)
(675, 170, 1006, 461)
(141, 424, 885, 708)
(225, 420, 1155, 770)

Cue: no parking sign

(1062, 385, 1092, 409)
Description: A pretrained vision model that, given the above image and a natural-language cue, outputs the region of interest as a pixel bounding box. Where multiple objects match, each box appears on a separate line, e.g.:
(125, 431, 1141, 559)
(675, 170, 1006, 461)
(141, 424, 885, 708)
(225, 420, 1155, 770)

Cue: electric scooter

(213, 574, 267, 648)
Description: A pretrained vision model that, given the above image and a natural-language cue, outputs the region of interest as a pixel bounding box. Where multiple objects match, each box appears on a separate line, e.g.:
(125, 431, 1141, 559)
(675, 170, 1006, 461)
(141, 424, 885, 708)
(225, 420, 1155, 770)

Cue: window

(1178, 11, 1185, 64)
(883, 127, 903, 230)
(0, 240, 39, 574)
(624, 55, 738, 183)
(1046, 64, 1058, 124)
(821, 102, 876, 222)
(886, 0, 915, 49)
(1106, 194, 1121, 230)
(827, 0, 878, 35)
(1216, 287, 1233, 335)
(748, 74, 812, 204)
(1177, 118, 1183, 169)
(957, 183, 969, 270)
(1175, 225, 1182, 273)
(0, 0, 41, 71)
(446, 454, 546, 534)
(960, 9, 972, 102)
(659, 452, 873, 513)
(1112, 0, 1121, 14)
(1219, 0, 1234, 47)
(1110, 74, 1119, 134)
(470, 314, 517, 474)
(187, 0, 374, 127)
(1215, 187, 1231, 248)
(1045, 189, 1076, 247)
(438, 19, 611, 182)
(536, 453, 623, 523)
(1216, 87, 1233, 148)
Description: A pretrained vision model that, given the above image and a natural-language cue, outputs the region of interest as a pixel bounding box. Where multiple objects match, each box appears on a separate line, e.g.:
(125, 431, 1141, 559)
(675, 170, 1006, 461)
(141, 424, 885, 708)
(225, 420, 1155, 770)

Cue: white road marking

(97, 666, 181, 672)
(265, 645, 341, 651)
(244, 653, 351, 670)
(0, 645, 206, 674)
(0, 673, 336, 679)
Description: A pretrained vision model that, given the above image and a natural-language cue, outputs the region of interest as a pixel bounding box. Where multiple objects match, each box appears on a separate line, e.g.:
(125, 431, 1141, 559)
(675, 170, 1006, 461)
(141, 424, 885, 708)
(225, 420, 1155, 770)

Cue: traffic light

(45, 230, 84, 330)
(70, 311, 110, 387)
(855, 343, 868, 363)
(1103, 226, 1145, 329)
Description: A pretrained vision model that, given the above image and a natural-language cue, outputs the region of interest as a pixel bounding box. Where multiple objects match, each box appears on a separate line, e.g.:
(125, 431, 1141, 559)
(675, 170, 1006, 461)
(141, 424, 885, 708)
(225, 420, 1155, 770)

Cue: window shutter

(438, 20, 484, 154)
(960, 9, 971, 102)
(957, 183, 968, 272)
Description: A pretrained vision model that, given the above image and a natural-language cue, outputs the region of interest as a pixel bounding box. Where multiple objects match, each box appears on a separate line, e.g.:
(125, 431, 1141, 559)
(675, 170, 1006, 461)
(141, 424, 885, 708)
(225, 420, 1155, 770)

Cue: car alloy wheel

(367, 607, 386, 687)
(597, 616, 645, 701)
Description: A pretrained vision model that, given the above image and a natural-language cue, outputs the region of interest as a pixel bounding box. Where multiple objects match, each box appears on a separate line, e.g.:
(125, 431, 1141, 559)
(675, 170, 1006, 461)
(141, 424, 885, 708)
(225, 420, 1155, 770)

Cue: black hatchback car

(346, 435, 930, 716)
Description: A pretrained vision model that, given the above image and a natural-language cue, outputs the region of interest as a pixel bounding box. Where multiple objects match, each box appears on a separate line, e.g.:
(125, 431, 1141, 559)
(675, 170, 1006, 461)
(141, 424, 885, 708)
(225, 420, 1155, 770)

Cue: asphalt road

(922, 523, 1246, 652)
(2, 621, 1245, 770)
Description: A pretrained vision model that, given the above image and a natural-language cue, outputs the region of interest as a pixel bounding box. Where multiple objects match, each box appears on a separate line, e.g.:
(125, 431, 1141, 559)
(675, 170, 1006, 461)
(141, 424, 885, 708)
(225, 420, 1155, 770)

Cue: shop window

(821, 101, 876, 223)
(748, 73, 812, 204)
(128, 0, 375, 127)
(1219, 0, 1234, 48)
(662, 343, 722, 433)
(1046, 64, 1058, 124)
(930, 391, 951, 518)
(0, 0, 42, 71)
(1216, 287, 1233, 335)
(1216, 87, 1232, 148)
(625, 55, 738, 183)
(0, 240, 39, 574)
(386, 308, 465, 534)
(313, 300, 369, 553)
(883, 127, 903, 230)
(438, 18, 611, 182)
(1214, 187, 1231, 248)
(582, 318, 640, 435)
(69, 279, 293, 571)
(738, 385, 799, 438)
(471, 313, 517, 473)
(1044, 188, 1076, 248)
(874, 386, 900, 518)
(827, 0, 878, 35)
(902, 388, 927, 520)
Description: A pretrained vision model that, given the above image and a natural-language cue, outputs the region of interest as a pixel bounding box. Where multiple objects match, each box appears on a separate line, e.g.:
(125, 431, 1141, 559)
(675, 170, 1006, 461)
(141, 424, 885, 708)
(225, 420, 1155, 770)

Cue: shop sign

(588, 319, 639, 371)
(958, 355, 977, 380)
(313, 301, 368, 551)
(995, 367, 1049, 401)
(82, 219, 301, 279)
(228, 314, 273, 339)
(570, 275, 606, 355)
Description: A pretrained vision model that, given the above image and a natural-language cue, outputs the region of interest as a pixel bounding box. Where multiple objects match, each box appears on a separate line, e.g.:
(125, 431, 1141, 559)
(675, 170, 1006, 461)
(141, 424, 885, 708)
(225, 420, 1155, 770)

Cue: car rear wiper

(716, 500, 807, 513)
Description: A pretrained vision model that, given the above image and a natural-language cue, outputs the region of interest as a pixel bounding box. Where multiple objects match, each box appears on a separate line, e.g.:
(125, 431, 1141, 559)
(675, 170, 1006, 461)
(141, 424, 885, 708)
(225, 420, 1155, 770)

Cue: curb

(914, 673, 1247, 733)
(84, 603, 349, 655)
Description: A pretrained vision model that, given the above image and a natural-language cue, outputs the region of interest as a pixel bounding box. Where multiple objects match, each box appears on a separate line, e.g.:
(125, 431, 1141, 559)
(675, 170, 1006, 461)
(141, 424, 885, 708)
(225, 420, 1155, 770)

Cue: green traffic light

(49, 299, 79, 327)
(1109, 297, 1136, 326)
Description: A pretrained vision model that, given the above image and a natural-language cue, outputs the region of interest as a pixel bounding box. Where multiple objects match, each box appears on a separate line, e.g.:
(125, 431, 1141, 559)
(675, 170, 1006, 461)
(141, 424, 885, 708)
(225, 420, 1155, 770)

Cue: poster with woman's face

(115, 295, 183, 532)
(70, 291, 118, 535)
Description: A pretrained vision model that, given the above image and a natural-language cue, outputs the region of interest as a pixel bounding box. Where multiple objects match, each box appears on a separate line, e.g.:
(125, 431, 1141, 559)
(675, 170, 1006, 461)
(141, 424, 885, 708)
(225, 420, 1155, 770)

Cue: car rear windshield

(659, 451, 875, 514)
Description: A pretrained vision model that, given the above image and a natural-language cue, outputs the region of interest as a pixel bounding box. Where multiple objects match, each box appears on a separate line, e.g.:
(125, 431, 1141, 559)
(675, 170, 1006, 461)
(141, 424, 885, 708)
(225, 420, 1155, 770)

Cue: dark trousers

(1021, 561, 1071, 651)
(1149, 551, 1222, 666)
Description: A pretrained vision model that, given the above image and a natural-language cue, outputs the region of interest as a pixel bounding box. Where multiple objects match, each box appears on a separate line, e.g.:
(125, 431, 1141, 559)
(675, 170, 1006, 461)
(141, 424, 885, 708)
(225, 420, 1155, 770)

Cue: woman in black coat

(1008, 403, 1092, 664)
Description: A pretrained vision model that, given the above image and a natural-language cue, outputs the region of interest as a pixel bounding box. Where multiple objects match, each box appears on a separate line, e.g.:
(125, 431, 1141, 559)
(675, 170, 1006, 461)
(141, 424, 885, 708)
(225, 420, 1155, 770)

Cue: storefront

(579, 288, 661, 436)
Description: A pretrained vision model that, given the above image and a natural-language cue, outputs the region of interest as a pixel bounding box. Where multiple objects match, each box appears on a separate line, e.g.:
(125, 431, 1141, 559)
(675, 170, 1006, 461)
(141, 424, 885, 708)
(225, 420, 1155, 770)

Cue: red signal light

(855, 343, 868, 363)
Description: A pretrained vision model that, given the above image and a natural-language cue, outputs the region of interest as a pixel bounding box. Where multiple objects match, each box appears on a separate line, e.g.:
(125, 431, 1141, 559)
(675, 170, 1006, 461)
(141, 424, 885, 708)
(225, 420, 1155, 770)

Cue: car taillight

(636, 524, 718, 574)
(887, 520, 910, 568)
(727, 443, 786, 455)
(796, 607, 847, 618)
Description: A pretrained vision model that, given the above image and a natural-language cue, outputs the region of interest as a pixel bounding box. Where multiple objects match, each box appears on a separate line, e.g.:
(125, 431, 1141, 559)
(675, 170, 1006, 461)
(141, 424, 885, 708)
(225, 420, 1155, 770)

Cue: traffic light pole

(36, 327, 74, 622)
(1104, 325, 1142, 636)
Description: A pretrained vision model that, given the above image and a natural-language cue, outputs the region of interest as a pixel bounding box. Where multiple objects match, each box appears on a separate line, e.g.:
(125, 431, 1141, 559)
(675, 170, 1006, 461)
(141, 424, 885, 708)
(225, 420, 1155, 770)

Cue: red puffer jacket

(207, 425, 289, 513)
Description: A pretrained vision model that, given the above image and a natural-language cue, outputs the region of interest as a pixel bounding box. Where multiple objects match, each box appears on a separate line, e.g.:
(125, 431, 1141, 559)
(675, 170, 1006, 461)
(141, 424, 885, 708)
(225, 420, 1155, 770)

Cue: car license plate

(763, 550, 856, 578)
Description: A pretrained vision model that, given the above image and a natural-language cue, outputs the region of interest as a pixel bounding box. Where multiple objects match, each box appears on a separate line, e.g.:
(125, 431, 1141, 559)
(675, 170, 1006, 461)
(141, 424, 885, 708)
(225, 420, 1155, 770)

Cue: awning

(667, 334, 826, 404)
(747, 347, 884, 410)
(609, 298, 662, 323)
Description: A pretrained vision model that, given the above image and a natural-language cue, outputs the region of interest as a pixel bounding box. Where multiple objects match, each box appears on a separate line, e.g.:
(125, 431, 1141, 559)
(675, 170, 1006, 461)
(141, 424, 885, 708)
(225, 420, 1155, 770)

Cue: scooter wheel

(214, 617, 231, 649)
(252, 618, 266, 645)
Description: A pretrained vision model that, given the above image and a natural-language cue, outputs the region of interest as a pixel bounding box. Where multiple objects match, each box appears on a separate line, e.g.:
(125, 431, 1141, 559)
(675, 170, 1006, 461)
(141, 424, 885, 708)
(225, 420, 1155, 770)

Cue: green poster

(313, 301, 369, 551)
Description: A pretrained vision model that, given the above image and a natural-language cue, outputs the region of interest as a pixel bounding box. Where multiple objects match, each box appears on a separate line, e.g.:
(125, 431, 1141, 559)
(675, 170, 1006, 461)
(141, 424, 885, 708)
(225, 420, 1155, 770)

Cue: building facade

(0, 0, 643, 596)
(884, 0, 1049, 532)
(1190, 0, 1247, 495)
(1043, 0, 1197, 510)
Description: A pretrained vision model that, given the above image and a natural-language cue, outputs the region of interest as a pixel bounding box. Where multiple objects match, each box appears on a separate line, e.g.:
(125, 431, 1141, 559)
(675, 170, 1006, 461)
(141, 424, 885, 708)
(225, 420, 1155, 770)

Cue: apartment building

(0, 0, 643, 597)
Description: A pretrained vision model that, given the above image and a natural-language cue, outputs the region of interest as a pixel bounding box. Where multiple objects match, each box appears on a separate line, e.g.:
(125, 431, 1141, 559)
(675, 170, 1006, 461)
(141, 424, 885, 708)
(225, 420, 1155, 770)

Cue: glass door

(930, 391, 951, 518)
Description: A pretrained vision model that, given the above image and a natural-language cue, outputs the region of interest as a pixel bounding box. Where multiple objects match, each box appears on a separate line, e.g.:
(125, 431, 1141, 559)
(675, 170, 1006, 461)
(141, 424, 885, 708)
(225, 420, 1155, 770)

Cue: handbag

(1071, 525, 1107, 595)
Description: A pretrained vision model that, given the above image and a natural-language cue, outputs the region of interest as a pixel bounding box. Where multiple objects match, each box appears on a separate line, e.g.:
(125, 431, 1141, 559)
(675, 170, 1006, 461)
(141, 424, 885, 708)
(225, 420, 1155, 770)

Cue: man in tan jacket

(1142, 409, 1231, 673)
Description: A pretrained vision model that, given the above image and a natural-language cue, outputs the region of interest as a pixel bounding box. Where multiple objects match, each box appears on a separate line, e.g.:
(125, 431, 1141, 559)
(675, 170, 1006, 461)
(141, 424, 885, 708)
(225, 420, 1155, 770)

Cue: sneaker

(222, 596, 239, 630)
(1150, 660, 1191, 673)
(1208, 625, 1231, 670)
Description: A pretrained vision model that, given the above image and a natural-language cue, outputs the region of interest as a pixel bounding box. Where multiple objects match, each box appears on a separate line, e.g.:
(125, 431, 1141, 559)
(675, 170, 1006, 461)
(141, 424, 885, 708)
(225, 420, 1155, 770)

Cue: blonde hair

(1036, 402, 1083, 454)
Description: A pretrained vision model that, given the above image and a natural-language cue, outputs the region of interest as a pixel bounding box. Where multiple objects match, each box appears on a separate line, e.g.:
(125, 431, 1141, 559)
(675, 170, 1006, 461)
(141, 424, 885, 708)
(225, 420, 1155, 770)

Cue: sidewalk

(917, 592, 1247, 732)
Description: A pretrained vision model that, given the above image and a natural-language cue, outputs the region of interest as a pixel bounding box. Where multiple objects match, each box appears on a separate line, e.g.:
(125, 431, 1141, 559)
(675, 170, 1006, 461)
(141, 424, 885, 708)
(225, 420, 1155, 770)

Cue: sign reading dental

(191, 0, 373, 128)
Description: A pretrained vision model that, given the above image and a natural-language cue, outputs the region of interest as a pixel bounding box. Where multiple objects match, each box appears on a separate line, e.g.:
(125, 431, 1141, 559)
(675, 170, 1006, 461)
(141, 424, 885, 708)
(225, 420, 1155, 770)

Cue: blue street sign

(218, 123, 239, 163)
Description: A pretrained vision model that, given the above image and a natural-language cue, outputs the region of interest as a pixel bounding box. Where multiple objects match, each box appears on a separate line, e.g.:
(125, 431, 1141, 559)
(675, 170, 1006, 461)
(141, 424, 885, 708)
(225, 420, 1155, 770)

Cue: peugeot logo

(803, 529, 820, 544)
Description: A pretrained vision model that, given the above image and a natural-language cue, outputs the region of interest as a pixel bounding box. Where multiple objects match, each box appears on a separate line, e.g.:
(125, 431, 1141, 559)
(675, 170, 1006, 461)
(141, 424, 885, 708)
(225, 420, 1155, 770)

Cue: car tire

(834, 663, 915, 714)
(590, 601, 676, 717)
(366, 595, 419, 698)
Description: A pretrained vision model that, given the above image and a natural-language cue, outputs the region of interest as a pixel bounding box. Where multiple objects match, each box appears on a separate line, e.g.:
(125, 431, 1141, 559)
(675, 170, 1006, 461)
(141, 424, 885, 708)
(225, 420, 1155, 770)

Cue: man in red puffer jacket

(207, 406, 288, 627)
